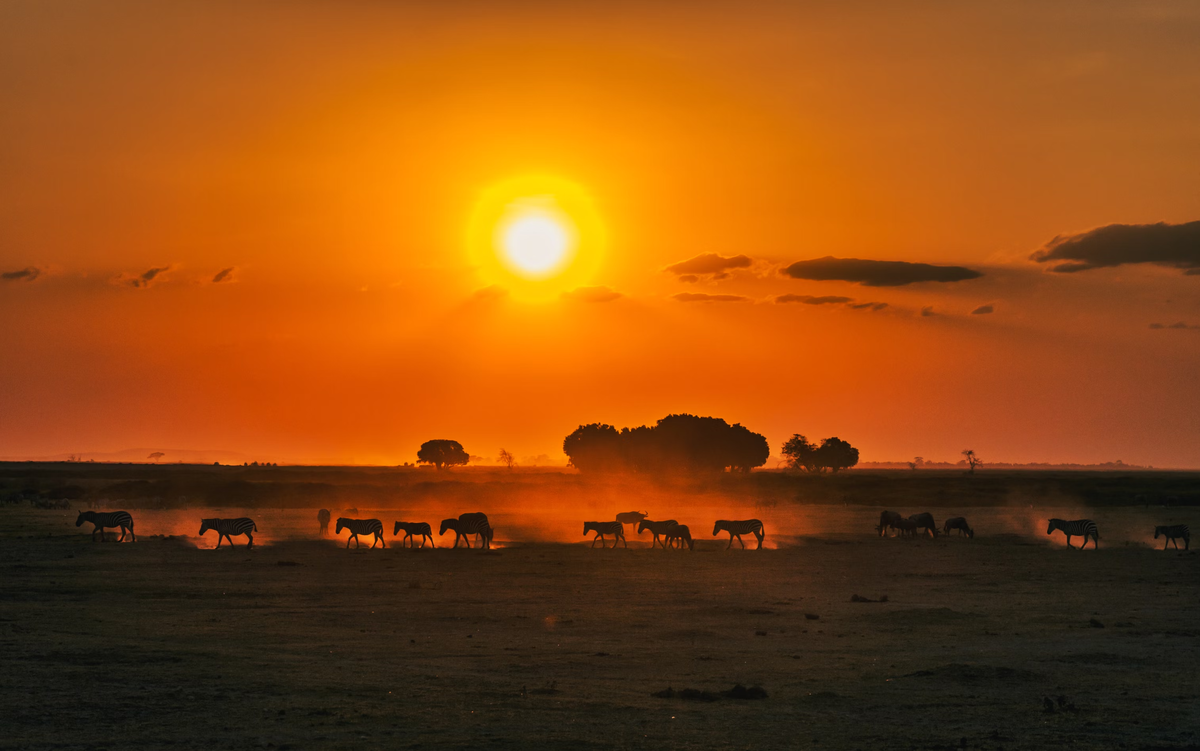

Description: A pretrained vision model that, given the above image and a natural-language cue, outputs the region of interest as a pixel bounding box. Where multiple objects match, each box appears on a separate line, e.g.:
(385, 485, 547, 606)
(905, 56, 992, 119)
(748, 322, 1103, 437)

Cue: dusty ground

(2, 505, 1198, 750)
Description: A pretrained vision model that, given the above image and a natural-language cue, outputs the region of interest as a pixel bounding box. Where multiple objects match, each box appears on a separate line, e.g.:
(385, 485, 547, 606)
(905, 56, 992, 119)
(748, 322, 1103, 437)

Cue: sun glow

(467, 175, 606, 301)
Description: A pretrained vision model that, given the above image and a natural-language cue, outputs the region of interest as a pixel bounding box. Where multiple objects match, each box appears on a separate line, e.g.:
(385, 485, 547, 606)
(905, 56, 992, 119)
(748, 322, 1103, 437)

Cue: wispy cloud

(471, 284, 508, 302)
(775, 294, 853, 305)
(1032, 221, 1200, 275)
(972, 304, 995, 315)
(921, 306, 936, 317)
(118, 266, 172, 288)
(211, 267, 236, 284)
(848, 301, 888, 311)
(562, 285, 622, 303)
(2, 267, 41, 282)
(1149, 322, 1200, 330)
(671, 292, 749, 303)
(664, 253, 753, 281)
(781, 256, 983, 286)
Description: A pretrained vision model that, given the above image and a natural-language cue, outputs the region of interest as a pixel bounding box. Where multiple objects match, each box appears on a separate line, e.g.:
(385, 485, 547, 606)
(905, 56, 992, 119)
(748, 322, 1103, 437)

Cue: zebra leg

(755, 530, 764, 550)
(129, 524, 136, 542)
(618, 533, 626, 549)
(1065, 535, 1073, 549)
(346, 535, 352, 549)
(726, 534, 733, 550)
(737, 534, 746, 549)
(246, 533, 254, 549)
(215, 534, 223, 549)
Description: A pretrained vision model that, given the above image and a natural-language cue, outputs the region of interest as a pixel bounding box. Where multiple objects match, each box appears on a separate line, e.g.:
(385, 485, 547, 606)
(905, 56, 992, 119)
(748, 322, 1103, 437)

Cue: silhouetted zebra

(637, 519, 679, 549)
(1154, 524, 1190, 550)
(75, 510, 135, 542)
(665, 524, 694, 550)
(199, 517, 257, 548)
(583, 521, 626, 548)
(393, 521, 435, 548)
(943, 517, 974, 538)
(1046, 518, 1099, 549)
(713, 519, 765, 549)
(336, 518, 386, 549)
(318, 509, 331, 536)
(440, 513, 493, 549)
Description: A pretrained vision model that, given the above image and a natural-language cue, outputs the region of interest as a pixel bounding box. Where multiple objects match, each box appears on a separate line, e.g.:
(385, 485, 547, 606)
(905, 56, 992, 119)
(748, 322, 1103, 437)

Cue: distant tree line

(781, 435, 859, 473)
(562, 414, 770, 473)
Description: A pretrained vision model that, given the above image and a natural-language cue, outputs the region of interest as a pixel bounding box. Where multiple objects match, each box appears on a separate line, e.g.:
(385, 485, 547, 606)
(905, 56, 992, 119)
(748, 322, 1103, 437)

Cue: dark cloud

(781, 256, 983, 286)
(1149, 322, 1199, 330)
(2, 267, 41, 282)
(122, 266, 172, 288)
(211, 267, 235, 283)
(775, 294, 853, 305)
(677, 274, 699, 283)
(972, 304, 994, 315)
(848, 302, 888, 311)
(671, 292, 749, 303)
(921, 306, 936, 317)
(562, 285, 622, 303)
(664, 253, 753, 277)
(1031, 221, 1200, 274)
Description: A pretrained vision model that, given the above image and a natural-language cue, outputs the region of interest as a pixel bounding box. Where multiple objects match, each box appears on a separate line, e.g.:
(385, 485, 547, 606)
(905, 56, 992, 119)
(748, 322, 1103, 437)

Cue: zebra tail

(252, 521, 258, 531)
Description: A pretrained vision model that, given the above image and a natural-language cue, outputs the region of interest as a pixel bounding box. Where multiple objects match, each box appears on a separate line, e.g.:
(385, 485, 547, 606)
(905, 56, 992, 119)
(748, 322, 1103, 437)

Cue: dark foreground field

(2, 506, 1198, 750)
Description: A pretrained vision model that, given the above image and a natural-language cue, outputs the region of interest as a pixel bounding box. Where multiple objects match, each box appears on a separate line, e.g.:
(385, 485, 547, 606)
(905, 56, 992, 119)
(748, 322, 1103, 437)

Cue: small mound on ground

(652, 684, 767, 701)
(864, 607, 977, 626)
(905, 663, 1041, 684)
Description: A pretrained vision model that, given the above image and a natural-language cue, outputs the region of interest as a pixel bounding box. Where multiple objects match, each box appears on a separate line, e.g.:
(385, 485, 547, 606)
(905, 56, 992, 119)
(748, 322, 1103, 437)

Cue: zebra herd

(60, 509, 1192, 552)
(581, 514, 766, 550)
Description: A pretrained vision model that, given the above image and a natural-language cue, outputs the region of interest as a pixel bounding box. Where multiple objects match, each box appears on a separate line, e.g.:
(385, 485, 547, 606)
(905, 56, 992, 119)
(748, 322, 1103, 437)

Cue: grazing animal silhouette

(393, 521, 435, 548)
(317, 508, 331, 535)
(199, 518, 256, 548)
(943, 517, 974, 538)
(76, 510, 135, 542)
(336, 518, 386, 548)
(908, 512, 938, 538)
(877, 510, 904, 537)
(637, 519, 679, 549)
(1047, 519, 1099, 549)
(665, 524, 694, 550)
(440, 513, 493, 549)
(584, 521, 626, 548)
(1154, 524, 1190, 550)
(713, 519, 765, 549)
(894, 517, 918, 536)
(615, 511, 648, 525)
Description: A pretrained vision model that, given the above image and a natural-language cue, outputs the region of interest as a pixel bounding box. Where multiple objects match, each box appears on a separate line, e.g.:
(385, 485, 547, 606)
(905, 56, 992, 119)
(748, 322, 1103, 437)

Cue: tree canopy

(416, 439, 469, 470)
(562, 414, 769, 474)
(782, 434, 859, 473)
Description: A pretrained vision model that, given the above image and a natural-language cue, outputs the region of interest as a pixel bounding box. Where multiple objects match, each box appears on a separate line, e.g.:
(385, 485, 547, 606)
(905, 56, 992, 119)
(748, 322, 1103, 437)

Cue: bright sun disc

(467, 175, 606, 301)
(500, 211, 571, 276)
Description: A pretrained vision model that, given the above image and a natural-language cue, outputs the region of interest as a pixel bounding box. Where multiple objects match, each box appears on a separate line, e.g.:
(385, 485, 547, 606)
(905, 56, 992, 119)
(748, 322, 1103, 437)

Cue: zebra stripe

(1154, 524, 1190, 550)
(75, 510, 136, 542)
(336, 518, 386, 549)
(440, 513, 493, 549)
(637, 519, 679, 549)
(393, 521, 435, 548)
(199, 517, 258, 549)
(1046, 518, 1099, 549)
(583, 521, 626, 548)
(713, 519, 765, 550)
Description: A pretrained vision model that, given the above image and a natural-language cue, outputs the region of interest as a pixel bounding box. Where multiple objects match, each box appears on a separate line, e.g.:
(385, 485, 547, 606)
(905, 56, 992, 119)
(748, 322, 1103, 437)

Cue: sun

(467, 175, 605, 301)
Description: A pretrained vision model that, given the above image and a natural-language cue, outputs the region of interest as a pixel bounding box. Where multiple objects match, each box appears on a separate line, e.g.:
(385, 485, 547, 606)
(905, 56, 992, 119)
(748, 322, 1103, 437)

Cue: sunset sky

(2, 1, 1199, 467)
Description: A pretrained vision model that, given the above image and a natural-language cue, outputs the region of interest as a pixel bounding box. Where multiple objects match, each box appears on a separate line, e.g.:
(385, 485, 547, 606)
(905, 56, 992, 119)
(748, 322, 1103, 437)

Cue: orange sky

(2, 1, 1199, 466)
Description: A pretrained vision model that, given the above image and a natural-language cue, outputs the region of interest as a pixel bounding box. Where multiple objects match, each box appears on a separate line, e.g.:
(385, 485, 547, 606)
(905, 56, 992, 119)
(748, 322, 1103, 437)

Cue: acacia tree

(497, 448, 516, 471)
(962, 449, 982, 474)
(417, 440, 469, 470)
(782, 434, 859, 473)
(147, 452, 165, 462)
(782, 435, 820, 473)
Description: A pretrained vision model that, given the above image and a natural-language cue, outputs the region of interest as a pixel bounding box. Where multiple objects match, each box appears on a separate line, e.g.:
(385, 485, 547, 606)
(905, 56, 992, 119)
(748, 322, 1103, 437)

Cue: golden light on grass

(467, 175, 606, 301)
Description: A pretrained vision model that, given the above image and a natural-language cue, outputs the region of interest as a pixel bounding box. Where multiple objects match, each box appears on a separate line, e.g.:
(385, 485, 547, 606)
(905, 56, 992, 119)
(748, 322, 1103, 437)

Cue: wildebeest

(1154, 524, 1189, 550)
(665, 524, 695, 550)
(317, 508, 331, 536)
(615, 511, 648, 525)
(583, 521, 626, 548)
(199, 517, 256, 548)
(893, 517, 918, 536)
(943, 517, 974, 538)
(908, 513, 938, 538)
(440, 513, 493, 549)
(712, 519, 765, 550)
(637, 519, 679, 549)
(1047, 518, 1099, 549)
(877, 510, 904, 537)
(393, 521, 435, 548)
(336, 518, 386, 549)
(76, 510, 136, 542)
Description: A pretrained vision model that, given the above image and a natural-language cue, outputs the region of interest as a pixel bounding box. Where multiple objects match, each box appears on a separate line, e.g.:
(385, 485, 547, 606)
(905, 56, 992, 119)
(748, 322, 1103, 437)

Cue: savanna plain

(2, 468, 1198, 750)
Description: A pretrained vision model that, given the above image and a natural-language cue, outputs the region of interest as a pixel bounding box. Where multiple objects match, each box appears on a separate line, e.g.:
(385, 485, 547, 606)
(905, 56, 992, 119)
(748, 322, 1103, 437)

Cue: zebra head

(393, 521, 402, 536)
(198, 518, 216, 535)
(75, 510, 87, 527)
(713, 520, 728, 536)
(636, 520, 651, 535)
(1046, 518, 1063, 535)
(335, 518, 350, 534)
(1154, 526, 1163, 539)
(439, 518, 457, 536)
